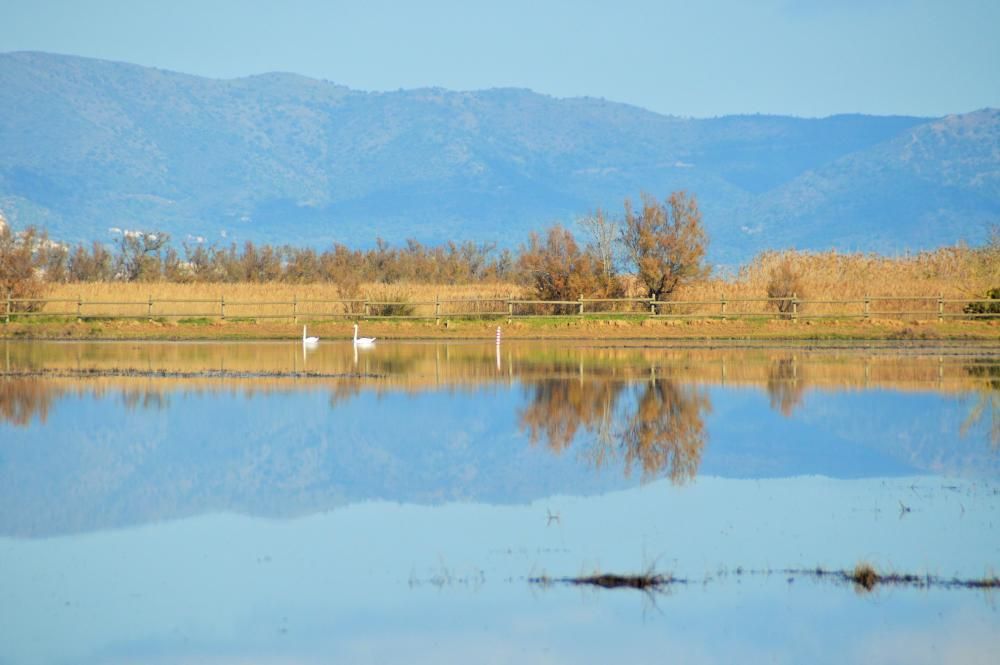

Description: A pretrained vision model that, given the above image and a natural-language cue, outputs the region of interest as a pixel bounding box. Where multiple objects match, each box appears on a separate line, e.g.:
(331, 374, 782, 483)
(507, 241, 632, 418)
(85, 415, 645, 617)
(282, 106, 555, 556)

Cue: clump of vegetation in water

(530, 567, 685, 592)
(850, 562, 879, 592)
(532, 563, 1000, 594)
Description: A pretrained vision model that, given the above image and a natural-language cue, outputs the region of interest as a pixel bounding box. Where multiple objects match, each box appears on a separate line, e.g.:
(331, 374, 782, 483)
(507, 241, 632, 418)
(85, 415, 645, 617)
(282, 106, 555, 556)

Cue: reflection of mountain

(1, 342, 998, 537)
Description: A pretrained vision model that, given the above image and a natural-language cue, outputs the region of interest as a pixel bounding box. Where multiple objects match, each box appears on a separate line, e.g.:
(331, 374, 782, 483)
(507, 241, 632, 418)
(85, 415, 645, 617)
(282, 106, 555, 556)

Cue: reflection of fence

(3, 293, 999, 323)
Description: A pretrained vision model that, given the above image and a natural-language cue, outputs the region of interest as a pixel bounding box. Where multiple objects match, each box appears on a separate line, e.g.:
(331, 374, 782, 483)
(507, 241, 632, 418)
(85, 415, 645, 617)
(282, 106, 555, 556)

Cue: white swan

(353, 323, 376, 346)
(302, 325, 319, 345)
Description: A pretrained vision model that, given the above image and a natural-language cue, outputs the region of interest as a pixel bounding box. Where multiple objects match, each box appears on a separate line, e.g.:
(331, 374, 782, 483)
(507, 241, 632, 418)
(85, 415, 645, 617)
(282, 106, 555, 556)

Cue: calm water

(1, 340, 998, 664)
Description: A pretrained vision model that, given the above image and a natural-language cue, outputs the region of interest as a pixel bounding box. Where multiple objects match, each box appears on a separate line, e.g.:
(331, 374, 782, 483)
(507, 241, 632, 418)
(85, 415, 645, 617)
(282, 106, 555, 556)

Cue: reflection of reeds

(4, 344, 999, 462)
(6, 342, 993, 395)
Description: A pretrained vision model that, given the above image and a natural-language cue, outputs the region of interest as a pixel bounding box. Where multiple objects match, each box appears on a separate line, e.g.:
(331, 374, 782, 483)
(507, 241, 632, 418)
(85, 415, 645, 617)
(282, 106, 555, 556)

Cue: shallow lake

(1, 339, 998, 664)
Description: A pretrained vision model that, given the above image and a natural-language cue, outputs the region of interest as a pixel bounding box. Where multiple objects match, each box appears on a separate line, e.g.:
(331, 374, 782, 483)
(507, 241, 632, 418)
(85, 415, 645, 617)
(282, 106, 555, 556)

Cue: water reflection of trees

(0, 378, 56, 426)
(963, 363, 999, 450)
(120, 388, 170, 411)
(0, 380, 173, 426)
(620, 380, 711, 482)
(519, 377, 711, 483)
(766, 357, 805, 417)
(519, 379, 621, 454)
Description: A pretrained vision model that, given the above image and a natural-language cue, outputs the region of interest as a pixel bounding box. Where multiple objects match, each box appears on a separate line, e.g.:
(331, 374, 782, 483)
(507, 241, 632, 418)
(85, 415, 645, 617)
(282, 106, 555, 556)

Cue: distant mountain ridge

(1, 51, 997, 263)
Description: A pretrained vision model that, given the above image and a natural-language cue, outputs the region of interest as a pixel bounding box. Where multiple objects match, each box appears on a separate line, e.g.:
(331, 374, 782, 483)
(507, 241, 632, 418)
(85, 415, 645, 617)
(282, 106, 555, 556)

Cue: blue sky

(2, 0, 998, 117)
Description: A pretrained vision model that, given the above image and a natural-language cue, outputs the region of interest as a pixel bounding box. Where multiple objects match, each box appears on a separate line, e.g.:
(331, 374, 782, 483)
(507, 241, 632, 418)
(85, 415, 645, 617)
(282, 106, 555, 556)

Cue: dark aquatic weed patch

(531, 564, 999, 594)
(850, 563, 879, 591)
(0, 368, 386, 380)
(530, 572, 685, 591)
(777, 564, 1000, 593)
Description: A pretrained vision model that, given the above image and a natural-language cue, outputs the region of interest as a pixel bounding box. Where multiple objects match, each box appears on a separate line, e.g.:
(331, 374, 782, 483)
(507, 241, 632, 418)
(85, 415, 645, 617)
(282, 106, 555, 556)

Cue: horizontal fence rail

(3, 292, 999, 324)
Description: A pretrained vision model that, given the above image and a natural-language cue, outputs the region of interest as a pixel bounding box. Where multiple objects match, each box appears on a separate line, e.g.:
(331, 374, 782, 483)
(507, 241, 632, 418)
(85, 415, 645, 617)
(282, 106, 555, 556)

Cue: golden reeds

(34, 246, 999, 319)
(41, 281, 528, 319)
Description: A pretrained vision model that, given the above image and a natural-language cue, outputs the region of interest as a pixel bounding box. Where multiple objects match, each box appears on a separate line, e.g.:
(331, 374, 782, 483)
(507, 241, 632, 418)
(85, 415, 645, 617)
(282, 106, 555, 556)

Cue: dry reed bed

(41, 282, 526, 319)
(36, 247, 999, 319)
(673, 248, 999, 317)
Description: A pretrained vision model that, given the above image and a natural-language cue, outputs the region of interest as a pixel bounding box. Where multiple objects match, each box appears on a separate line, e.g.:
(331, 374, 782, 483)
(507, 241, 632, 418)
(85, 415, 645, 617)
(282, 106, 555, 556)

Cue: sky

(1, 0, 998, 118)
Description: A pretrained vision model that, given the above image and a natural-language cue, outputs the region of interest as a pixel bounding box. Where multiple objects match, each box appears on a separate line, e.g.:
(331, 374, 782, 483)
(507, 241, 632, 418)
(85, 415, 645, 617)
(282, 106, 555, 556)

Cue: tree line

(1, 191, 709, 305)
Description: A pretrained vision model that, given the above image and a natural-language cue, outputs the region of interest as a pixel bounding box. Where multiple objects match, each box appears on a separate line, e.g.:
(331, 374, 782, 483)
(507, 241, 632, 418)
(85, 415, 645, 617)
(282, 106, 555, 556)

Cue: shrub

(366, 288, 415, 316)
(766, 256, 803, 317)
(517, 224, 623, 313)
(964, 287, 1000, 319)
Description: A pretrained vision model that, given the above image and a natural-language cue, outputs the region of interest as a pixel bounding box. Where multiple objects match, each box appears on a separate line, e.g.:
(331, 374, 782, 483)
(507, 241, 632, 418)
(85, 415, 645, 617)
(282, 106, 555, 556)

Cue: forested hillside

(1, 51, 997, 262)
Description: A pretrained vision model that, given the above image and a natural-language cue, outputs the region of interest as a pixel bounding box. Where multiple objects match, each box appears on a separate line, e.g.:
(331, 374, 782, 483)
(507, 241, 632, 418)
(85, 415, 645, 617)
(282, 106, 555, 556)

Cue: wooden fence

(3, 292, 998, 324)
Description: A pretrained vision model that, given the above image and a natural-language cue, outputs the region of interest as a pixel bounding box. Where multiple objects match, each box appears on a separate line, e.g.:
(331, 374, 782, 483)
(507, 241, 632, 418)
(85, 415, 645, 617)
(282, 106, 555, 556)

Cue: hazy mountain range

(1, 51, 997, 264)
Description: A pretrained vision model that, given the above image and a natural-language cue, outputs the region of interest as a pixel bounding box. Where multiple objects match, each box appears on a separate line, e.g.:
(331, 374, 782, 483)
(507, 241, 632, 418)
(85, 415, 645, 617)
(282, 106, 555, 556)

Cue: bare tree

(620, 191, 709, 301)
(117, 230, 170, 281)
(578, 208, 618, 281)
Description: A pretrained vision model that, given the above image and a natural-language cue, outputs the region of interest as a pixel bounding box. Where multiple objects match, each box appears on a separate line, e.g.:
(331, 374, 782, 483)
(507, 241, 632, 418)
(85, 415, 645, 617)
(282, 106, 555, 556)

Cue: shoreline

(2, 317, 998, 342)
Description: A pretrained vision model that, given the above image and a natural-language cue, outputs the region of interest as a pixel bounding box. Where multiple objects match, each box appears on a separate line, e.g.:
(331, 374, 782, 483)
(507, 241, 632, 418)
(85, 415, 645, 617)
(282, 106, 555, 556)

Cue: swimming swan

(353, 323, 376, 346)
(303, 325, 319, 345)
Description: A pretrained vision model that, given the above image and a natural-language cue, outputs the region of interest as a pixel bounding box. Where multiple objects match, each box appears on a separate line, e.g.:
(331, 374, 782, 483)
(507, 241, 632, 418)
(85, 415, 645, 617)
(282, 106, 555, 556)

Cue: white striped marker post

(495, 327, 502, 370)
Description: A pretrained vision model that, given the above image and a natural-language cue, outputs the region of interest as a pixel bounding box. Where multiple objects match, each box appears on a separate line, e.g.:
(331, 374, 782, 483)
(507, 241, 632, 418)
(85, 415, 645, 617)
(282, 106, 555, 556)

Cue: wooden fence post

(4, 290, 10, 324)
(77, 294, 82, 319)
(864, 295, 870, 320)
(148, 294, 153, 319)
(578, 294, 584, 315)
(435, 293, 440, 325)
(293, 294, 298, 324)
(363, 298, 370, 317)
(792, 293, 798, 321)
(507, 294, 513, 323)
(938, 293, 943, 322)
(721, 294, 727, 320)
(220, 295, 225, 320)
